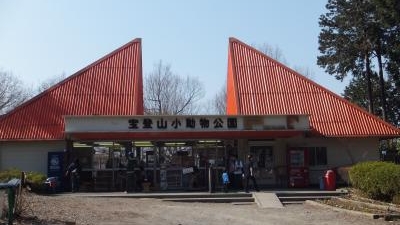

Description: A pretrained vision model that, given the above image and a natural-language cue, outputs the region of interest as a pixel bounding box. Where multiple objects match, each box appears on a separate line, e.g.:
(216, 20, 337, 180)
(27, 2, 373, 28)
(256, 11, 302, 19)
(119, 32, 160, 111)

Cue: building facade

(0, 38, 399, 191)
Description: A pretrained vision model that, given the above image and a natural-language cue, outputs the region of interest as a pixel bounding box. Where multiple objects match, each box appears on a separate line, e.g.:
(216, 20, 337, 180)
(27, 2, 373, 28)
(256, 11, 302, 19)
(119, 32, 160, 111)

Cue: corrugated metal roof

(0, 38, 143, 140)
(227, 37, 400, 138)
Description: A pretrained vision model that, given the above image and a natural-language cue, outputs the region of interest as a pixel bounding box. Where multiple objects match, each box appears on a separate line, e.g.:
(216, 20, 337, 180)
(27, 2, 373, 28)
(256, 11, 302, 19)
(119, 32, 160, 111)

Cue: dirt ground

(3, 191, 398, 225)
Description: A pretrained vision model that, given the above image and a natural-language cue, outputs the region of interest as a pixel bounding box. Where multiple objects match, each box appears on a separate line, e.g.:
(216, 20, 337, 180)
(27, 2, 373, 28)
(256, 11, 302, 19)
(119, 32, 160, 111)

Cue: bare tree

(212, 84, 227, 115)
(293, 66, 315, 80)
(255, 43, 315, 79)
(36, 72, 66, 94)
(253, 43, 288, 65)
(0, 70, 31, 115)
(144, 61, 205, 115)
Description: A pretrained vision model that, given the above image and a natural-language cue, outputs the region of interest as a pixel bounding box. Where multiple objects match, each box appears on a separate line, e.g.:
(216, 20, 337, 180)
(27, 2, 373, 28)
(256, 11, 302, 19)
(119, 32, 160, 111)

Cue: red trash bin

(324, 170, 336, 191)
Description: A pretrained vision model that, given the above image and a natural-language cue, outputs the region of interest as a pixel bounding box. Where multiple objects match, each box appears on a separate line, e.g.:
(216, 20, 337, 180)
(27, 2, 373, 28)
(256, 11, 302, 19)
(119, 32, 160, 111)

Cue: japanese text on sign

(128, 117, 238, 131)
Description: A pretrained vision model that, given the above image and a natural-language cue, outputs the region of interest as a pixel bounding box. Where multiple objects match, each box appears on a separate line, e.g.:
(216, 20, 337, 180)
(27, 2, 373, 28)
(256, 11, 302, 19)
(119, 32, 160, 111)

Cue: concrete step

(69, 189, 347, 207)
(162, 196, 254, 203)
(231, 202, 257, 206)
(276, 190, 346, 197)
(279, 195, 332, 202)
(281, 201, 305, 205)
(80, 192, 252, 199)
(147, 193, 252, 199)
(276, 189, 347, 204)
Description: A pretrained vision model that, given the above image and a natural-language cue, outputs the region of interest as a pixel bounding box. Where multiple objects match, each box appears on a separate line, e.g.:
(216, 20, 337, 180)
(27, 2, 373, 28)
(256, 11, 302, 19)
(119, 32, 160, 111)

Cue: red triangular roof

(0, 38, 143, 140)
(227, 37, 400, 138)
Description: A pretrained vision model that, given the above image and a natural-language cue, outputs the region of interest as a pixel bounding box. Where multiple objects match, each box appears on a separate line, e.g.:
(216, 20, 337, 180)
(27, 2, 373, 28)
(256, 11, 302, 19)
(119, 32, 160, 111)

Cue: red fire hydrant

(324, 170, 336, 191)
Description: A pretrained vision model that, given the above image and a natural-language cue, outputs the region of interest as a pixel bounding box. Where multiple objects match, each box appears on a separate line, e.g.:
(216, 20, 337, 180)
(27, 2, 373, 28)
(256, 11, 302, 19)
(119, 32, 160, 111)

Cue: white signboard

(64, 115, 310, 133)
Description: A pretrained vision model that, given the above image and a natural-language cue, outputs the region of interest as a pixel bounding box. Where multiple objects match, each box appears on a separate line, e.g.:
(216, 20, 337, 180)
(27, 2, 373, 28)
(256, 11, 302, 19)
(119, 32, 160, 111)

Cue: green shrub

(25, 171, 47, 193)
(0, 168, 24, 182)
(349, 161, 400, 202)
(0, 169, 46, 193)
(25, 171, 46, 184)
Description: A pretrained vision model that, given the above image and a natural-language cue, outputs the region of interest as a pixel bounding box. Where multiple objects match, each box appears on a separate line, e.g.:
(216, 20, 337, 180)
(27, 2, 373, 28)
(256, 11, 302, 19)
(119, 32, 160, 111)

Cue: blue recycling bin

(319, 177, 325, 190)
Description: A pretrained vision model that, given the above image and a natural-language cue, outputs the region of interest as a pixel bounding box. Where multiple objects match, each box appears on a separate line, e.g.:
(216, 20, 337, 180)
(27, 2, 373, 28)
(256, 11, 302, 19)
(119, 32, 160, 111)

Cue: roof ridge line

(227, 37, 241, 114)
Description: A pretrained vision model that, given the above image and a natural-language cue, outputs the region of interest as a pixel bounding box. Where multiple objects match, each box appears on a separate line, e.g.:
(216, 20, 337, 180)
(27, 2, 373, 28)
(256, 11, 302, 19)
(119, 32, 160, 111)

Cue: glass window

(309, 147, 327, 166)
(250, 146, 273, 168)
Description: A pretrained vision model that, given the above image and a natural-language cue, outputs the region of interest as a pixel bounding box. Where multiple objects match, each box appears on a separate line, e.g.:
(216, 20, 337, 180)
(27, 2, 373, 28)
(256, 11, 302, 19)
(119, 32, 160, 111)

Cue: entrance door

(250, 146, 274, 185)
(287, 147, 309, 188)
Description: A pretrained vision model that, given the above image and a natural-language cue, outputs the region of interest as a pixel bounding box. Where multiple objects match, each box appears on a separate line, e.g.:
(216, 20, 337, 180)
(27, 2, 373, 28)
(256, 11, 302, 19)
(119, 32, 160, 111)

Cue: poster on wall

(47, 152, 64, 178)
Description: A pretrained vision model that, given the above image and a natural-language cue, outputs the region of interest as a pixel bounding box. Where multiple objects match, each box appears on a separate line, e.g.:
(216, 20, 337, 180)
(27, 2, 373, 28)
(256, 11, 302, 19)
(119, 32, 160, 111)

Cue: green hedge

(349, 161, 400, 202)
(0, 168, 23, 182)
(0, 168, 46, 192)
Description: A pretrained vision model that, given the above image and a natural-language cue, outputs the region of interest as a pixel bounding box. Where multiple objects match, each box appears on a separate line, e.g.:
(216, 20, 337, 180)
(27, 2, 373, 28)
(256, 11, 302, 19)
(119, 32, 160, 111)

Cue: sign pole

(208, 165, 213, 193)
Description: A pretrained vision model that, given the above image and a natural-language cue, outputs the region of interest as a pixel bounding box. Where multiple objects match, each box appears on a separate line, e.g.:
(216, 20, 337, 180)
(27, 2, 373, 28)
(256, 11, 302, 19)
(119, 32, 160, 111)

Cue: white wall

(283, 137, 380, 184)
(327, 137, 380, 165)
(0, 141, 65, 175)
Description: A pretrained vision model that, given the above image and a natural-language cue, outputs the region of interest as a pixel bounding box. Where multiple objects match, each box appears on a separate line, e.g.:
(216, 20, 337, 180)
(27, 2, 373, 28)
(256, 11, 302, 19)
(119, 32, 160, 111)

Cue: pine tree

(318, 0, 400, 120)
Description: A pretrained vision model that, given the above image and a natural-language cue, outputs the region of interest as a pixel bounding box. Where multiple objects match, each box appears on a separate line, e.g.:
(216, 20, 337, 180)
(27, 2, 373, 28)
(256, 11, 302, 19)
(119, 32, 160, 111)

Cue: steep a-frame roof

(0, 38, 143, 140)
(227, 37, 400, 138)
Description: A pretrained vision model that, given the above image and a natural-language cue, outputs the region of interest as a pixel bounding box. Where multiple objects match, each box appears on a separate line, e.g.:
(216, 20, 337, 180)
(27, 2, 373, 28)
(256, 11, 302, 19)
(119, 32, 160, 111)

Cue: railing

(80, 166, 226, 192)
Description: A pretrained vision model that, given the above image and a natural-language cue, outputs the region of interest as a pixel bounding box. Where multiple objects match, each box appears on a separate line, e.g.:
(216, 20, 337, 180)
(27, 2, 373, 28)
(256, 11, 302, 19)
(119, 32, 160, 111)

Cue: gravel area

(2, 191, 397, 225)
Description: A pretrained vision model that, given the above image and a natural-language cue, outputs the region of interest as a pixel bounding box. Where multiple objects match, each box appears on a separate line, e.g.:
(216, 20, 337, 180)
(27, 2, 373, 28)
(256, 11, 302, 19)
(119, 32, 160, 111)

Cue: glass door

(250, 146, 274, 185)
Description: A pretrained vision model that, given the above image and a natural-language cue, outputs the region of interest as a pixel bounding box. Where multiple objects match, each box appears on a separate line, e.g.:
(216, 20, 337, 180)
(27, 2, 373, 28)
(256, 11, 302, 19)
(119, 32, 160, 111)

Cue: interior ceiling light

(198, 140, 221, 143)
(73, 143, 91, 148)
(164, 142, 186, 146)
(133, 141, 153, 147)
(94, 142, 117, 146)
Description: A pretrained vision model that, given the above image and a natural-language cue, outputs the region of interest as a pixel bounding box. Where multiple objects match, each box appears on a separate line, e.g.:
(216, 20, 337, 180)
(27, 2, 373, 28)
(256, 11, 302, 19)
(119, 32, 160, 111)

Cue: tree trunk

(376, 43, 387, 121)
(365, 52, 374, 113)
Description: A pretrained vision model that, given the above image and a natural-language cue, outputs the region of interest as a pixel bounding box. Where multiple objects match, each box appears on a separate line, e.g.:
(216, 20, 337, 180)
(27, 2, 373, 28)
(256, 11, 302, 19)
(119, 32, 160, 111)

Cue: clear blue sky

(0, 0, 348, 102)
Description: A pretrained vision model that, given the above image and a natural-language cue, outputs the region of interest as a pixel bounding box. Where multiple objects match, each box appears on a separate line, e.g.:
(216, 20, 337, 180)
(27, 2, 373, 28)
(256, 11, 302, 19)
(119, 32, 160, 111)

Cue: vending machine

(287, 148, 309, 188)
